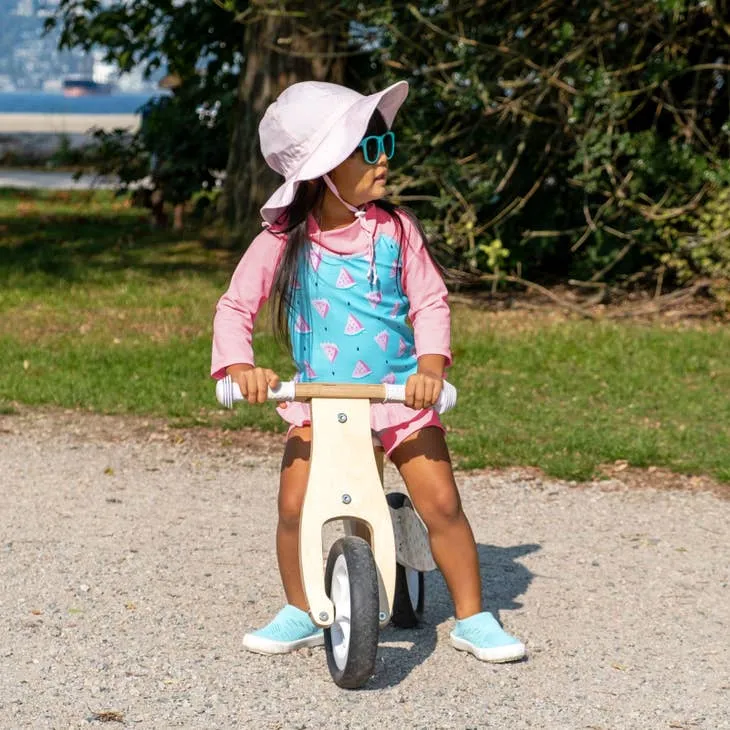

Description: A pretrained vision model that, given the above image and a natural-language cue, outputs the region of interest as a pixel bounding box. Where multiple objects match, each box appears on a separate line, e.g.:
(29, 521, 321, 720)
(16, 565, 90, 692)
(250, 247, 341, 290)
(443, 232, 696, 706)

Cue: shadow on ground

(0, 190, 235, 283)
(366, 542, 540, 689)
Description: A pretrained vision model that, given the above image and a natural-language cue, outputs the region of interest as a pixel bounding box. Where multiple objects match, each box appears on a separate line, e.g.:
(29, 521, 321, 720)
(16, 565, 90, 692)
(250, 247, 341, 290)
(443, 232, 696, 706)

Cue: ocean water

(0, 91, 165, 114)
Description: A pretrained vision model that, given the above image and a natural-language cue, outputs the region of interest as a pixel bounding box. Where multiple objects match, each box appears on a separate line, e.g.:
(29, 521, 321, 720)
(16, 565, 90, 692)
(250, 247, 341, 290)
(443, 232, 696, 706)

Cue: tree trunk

(173, 203, 185, 232)
(220, 11, 345, 244)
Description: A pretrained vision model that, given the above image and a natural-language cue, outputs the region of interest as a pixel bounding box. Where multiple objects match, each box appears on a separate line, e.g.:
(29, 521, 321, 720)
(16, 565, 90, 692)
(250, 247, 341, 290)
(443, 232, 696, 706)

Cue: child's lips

(374, 171, 388, 183)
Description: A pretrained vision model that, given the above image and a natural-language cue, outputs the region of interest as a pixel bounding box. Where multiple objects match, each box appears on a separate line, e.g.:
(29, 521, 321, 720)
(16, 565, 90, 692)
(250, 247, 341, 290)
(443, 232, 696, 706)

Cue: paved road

(1, 409, 728, 729)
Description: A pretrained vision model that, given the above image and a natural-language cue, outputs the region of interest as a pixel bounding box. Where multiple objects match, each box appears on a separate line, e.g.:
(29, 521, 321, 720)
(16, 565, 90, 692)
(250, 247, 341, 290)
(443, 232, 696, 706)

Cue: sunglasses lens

(363, 137, 380, 164)
(384, 132, 395, 159)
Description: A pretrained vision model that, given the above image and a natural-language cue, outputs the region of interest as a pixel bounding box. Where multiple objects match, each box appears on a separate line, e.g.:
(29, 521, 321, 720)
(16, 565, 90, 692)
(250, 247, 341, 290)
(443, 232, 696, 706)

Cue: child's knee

(418, 487, 462, 529)
(278, 489, 304, 528)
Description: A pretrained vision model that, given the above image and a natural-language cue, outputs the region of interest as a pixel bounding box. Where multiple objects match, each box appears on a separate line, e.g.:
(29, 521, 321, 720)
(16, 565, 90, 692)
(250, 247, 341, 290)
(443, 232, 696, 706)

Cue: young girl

(211, 80, 525, 663)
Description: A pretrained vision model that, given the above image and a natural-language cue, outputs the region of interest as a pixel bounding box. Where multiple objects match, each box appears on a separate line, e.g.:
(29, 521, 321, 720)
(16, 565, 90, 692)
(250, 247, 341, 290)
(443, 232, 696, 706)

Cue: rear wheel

(324, 536, 380, 689)
(387, 492, 426, 628)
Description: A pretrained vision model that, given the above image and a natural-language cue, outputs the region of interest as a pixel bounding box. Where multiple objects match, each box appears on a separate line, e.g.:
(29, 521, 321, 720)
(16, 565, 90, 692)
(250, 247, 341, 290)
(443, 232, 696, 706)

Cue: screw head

(379, 612, 388, 622)
(319, 611, 329, 622)
(337, 413, 348, 423)
(342, 494, 352, 505)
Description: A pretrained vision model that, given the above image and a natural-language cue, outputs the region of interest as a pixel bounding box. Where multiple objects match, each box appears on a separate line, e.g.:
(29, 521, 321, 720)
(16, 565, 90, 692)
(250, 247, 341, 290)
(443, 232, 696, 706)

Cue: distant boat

(62, 78, 114, 97)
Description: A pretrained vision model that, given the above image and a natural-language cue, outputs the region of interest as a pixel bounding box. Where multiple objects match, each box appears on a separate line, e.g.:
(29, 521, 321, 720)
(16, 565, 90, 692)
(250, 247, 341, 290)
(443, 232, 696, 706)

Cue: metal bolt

(319, 611, 329, 622)
(337, 413, 348, 423)
(342, 494, 352, 505)
(379, 612, 388, 622)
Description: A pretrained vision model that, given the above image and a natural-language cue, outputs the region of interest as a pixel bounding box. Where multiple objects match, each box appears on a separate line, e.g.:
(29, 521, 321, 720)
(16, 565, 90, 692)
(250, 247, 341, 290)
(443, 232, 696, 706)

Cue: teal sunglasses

(358, 131, 396, 165)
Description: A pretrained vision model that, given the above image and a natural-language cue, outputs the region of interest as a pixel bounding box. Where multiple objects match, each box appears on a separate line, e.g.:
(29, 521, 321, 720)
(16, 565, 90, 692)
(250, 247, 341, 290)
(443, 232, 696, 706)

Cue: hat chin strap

(322, 174, 378, 286)
(323, 174, 364, 218)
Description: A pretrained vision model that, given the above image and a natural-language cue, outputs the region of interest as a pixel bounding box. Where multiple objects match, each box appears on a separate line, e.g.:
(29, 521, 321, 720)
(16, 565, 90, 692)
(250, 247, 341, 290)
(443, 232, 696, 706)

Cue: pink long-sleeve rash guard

(211, 203, 451, 381)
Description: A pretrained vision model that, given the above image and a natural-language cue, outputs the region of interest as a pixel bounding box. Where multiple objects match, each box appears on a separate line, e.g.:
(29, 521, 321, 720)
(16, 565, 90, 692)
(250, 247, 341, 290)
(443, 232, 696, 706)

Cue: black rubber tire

(387, 492, 426, 629)
(324, 536, 380, 689)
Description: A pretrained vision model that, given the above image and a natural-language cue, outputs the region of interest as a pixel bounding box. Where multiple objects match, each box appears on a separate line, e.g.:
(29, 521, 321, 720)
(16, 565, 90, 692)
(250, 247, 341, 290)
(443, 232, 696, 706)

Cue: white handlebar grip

(216, 376, 297, 408)
(215, 375, 240, 408)
(436, 381, 457, 414)
(384, 381, 457, 414)
(268, 381, 296, 401)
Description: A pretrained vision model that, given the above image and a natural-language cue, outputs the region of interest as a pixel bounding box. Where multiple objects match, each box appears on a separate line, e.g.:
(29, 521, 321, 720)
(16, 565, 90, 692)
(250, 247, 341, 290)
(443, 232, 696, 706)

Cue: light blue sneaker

(450, 612, 526, 663)
(242, 605, 324, 655)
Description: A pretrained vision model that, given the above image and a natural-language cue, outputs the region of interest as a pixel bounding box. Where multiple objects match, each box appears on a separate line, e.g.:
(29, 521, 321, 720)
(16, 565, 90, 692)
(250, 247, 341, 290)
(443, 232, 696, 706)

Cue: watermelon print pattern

(309, 246, 322, 272)
(374, 330, 390, 352)
(336, 267, 356, 289)
(366, 290, 382, 308)
(312, 299, 330, 318)
(344, 313, 365, 335)
(321, 342, 339, 363)
(294, 314, 311, 334)
(289, 233, 418, 385)
(352, 360, 372, 379)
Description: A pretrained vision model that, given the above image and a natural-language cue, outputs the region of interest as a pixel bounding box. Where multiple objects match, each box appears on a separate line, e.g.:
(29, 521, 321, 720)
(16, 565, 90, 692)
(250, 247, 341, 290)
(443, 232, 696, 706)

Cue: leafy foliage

(48, 0, 730, 295)
(46, 0, 239, 217)
(659, 186, 730, 303)
(45, 0, 240, 85)
(364, 1, 730, 290)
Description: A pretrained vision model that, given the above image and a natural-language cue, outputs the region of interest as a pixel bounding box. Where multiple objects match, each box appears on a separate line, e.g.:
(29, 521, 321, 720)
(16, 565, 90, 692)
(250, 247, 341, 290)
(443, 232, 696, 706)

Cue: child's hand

(226, 364, 281, 405)
(405, 371, 443, 411)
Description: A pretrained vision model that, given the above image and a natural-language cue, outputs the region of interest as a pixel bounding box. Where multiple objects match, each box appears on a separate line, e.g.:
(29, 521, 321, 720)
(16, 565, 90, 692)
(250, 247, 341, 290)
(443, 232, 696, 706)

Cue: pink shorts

(279, 401, 444, 456)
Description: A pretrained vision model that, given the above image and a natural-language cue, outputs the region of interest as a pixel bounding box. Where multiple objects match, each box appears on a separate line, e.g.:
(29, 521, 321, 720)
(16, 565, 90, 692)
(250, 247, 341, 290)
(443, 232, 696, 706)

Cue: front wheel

(324, 536, 380, 689)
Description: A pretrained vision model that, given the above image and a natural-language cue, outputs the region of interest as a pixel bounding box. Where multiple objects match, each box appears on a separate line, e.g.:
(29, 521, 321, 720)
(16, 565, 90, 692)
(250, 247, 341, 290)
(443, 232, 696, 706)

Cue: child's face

(329, 145, 389, 207)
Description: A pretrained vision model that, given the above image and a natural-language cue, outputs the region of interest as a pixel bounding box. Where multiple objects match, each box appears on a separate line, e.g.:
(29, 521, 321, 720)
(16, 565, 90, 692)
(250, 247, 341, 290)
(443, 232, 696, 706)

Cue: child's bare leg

(276, 426, 311, 610)
(390, 426, 482, 619)
(242, 425, 322, 655)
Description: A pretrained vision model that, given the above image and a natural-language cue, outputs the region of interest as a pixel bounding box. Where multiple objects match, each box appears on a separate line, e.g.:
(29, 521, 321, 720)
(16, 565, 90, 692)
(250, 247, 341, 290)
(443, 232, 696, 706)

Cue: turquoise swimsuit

(289, 235, 417, 385)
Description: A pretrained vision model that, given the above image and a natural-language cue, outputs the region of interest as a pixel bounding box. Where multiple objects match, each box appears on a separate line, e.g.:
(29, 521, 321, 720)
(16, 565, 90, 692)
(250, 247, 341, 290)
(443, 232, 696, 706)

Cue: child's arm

(399, 216, 452, 367)
(399, 213, 452, 409)
(211, 228, 286, 381)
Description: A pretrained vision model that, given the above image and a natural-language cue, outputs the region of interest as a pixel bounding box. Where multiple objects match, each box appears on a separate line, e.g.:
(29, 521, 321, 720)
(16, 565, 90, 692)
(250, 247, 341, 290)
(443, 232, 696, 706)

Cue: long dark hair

(270, 109, 441, 349)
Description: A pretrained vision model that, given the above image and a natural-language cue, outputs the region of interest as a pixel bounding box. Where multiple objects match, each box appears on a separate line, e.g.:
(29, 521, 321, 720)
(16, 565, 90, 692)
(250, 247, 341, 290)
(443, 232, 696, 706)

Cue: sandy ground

(0, 114, 139, 134)
(1, 408, 728, 729)
(0, 168, 119, 190)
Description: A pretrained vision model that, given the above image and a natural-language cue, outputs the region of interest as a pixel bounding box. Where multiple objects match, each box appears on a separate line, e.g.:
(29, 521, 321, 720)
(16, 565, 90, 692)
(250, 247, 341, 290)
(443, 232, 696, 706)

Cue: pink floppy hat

(258, 80, 409, 225)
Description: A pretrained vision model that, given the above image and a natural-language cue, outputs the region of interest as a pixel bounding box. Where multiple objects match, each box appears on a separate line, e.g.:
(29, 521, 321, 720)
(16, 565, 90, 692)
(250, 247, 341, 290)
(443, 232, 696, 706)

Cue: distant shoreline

(0, 113, 139, 134)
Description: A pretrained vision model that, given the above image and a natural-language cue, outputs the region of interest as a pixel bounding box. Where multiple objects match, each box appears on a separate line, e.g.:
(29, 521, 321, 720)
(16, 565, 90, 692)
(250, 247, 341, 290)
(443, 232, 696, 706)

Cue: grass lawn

(1, 188, 729, 482)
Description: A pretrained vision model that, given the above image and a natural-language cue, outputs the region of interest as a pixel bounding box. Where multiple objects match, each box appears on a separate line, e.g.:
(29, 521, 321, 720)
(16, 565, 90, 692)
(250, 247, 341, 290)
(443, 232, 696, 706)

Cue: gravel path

(1, 409, 728, 729)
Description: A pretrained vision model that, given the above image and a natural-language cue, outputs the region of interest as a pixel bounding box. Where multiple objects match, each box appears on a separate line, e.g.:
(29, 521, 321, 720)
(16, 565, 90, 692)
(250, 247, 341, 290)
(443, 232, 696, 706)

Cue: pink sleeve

(210, 229, 286, 379)
(398, 212, 452, 365)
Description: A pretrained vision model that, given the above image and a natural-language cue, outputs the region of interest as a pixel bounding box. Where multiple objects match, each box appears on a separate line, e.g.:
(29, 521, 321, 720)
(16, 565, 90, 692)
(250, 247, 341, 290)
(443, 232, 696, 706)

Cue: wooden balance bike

(216, 376, 457, 688)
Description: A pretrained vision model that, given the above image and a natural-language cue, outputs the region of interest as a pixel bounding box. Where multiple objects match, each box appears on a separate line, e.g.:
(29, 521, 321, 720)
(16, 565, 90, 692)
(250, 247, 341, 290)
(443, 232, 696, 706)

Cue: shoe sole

(450, 633, 526, 663)
(242, 632, 325, 655)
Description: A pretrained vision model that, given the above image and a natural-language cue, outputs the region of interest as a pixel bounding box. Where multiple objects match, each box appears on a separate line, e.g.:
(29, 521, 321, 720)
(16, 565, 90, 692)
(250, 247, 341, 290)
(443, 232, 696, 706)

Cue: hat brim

(260, 80, 408, 225)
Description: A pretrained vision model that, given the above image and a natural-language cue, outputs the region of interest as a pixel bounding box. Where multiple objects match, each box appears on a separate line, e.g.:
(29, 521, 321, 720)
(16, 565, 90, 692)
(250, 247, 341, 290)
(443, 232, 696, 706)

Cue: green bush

(49, 0, 730, 291)
(360, 0, 730, 288)
(659, 186, 730, 304)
